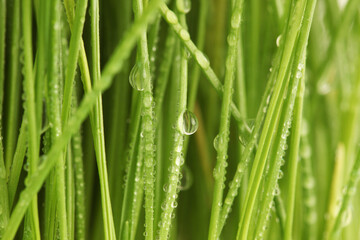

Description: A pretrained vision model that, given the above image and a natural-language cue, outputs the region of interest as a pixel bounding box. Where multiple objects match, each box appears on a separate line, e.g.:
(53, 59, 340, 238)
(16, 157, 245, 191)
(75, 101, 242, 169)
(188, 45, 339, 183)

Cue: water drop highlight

(178, 110, 198, 135)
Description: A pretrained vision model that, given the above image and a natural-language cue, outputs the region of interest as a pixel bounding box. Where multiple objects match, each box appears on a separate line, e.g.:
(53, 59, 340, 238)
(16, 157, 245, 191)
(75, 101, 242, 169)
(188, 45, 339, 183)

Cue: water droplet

(296, 70, 302, 79)
(179, 165, 193, 191)
(178, 110, 198, 135)
(171, 201, 178, 208)
(305, 196, 316, 207)
(231, 10, 241, 28)
(317, 81, 331, 95)
(341, 207, 352, 227)
(276, 35, 282, 47)
(306, 211, 317, 223)
(304, 177, 315, 189)
(129, 62, 144, 91)
(195, 51, 210, 69)
(176, 0, 191, 14)
(163, 184, 168, 192)
(227, 33, 236, 46)
(301, 145, 311, 159)
(180, 29, 190, 41)
(166, 11, 178, 24)
(273, 186, 280, 196)
(298, 63, 304, 71)
(143, 92, 153, 108)
(278, 170, 284, 179)
(175, 155, 183, 166)
(214, 134, 223, 151)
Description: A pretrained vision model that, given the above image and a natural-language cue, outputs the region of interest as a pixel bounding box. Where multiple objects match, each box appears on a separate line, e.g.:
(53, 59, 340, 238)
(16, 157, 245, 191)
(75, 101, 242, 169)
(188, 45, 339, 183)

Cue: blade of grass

(46, 0, 69, 237)
(132, 0, 157, 239)
(284, 66, 305, 240)
(208, 0, 244, 238)
(71, 94, 86, 240)
(119, 92, 142, 239)
(7, 119, 27, 208)
(159, 3, 245, 126)
(4, 0, 21, 173)
(2, 1, 163, 238)
(237, 0, 308, 238)
(0, 0, 8, 236)
(90, 0, 116, 237)
(22, 0, 41, 237)
(331, 148, 360, 238)
(157, 2, 194, 239)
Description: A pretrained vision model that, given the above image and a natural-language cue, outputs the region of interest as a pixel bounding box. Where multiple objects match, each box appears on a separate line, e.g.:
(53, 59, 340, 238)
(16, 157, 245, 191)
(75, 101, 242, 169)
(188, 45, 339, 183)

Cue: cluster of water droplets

(72, 133, 86, 238)
(299, 119, 318, 225)
(132, 136, 144, 233)
(158, 130, 185, 238)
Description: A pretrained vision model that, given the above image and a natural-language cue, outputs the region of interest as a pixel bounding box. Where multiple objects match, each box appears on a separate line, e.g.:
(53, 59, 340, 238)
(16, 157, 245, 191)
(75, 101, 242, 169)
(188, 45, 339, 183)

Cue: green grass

(0, 0, 360, 239)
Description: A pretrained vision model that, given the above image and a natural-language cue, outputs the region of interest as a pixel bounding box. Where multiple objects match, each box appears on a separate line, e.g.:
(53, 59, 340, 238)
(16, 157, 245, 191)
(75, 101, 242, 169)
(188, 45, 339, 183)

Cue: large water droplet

(178, 110, 198, 135)
(177, 0, 191, 14)
(129, 62, 144, 91)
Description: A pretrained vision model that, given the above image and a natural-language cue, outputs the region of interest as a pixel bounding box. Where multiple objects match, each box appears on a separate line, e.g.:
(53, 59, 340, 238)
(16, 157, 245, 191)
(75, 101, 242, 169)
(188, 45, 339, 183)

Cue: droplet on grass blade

(341, 207, 352, 227)
(231, 10, 241, 28)
(176, 0, 191, 14)
(129, 62, 144, 91)
(179, 165, 193, 191)
(178, 110, 198, 135)
(213, 134, 223, 151)
(227, 33, 236, 46)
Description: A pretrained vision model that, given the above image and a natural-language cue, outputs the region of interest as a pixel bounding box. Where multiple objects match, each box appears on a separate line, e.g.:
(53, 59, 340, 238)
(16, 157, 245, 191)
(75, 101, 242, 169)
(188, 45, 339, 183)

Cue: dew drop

(129, 62, 144, 91)
(166, 11, 178, 24)
(231, 10, 241, 29)
(296, 70, 302, 79)
(176, 0, 191, 14)
(278, 170, 284, 179)
(306, 211, 317, 223)
(317, 81, 331, 95)
(178, 110, 198, 135)
(341, 207, 352, 227)
(179, 29, 190, 41)
(171, 201, 178, 208)
(227, 33, 236, 46)
(179, 165, 193, 191)
(175, 156, 183, 167)
(304, 177, 315, 189)
(214, 134, 223, 151)
(195, 51, 210, 69)
(163, 184, 168, 192)
(143, 93, 153, 108)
